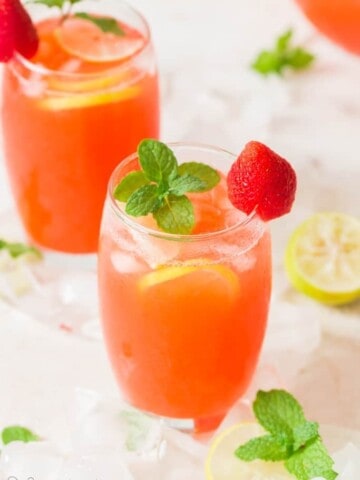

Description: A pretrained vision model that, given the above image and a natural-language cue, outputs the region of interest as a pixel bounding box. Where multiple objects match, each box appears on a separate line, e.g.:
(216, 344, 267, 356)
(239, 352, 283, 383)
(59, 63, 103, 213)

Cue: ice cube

(261, 301, 321, 382)
(130, 229, 180, 268)
(72, 390, 163, 460)
(57, 271, 98, 309)
(333, 443, 360, 479)
(58, 451, 134, 480)
(0, 441, 63, 480)
(111, 251, 147, 274)
(22, 72, 47, 98)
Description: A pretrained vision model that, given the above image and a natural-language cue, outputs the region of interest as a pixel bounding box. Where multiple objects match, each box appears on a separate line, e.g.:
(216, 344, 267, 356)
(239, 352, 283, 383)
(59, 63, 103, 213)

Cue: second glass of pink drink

(2, 0, 159, 253)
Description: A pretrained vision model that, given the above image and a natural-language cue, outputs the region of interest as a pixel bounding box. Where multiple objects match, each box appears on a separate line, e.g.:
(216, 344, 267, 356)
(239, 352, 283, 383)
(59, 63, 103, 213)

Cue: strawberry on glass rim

(227, 141, 297, 221)
(0, 0, 39, 61)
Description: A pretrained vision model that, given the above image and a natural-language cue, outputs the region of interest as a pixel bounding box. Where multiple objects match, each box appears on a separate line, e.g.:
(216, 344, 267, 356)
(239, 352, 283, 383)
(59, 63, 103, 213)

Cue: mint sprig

(235, 390, 337, 480)
(29, 0, 125, 36)
(252, 29, 315, 76)
(114, 139, 221, 234)
(29, 0, 81, 10)
(2, 426, 40, 445)
(0, 239, 42, 259)
(75, 13, 125, 36)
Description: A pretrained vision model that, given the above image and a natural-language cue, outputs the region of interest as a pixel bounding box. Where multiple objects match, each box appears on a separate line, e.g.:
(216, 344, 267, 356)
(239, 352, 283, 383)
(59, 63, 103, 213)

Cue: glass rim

(11, 0, 151, 80)
(108, 142, 259, 242)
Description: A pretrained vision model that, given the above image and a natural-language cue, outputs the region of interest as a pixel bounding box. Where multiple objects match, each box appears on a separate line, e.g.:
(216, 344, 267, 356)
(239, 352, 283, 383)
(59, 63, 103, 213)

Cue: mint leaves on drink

(114, 139, 221, 234)
(30, 0, 124, 36)
(0, 239, 42, 259)
(74, 13, 125, 36)
(2, 426, 40, 445)
(235, 390, 337, 480)
(252, 30, 315, 76)
(30, 0, 81, 10)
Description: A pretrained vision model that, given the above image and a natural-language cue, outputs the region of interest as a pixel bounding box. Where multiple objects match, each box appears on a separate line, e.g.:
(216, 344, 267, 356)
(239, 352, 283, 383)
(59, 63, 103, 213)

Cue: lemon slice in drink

(38, 84, 140, 111)
(138, 260, 240, 295)
(285, 212, 360, 305)
(55, 18, 144, 63)
(205, 423, 292, 480)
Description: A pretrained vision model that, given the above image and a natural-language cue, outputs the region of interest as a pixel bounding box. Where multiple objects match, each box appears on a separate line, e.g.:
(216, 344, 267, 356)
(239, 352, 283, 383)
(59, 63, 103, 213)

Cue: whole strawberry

(0, 0, 38, 62)
(227, 141, 297, 221)
(0, 0, 14, 61)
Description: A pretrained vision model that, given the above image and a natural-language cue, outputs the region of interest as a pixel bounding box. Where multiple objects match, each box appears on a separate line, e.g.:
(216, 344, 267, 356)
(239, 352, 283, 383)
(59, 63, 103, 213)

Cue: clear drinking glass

(1, 0, 159, 254)
(98, 144, 272, 432)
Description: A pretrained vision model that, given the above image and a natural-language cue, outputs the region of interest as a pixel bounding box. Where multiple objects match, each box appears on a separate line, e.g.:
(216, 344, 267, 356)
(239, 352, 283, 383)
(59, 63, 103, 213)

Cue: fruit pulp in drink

(2, 17, 159, 253)
(98, 174, 272, 430)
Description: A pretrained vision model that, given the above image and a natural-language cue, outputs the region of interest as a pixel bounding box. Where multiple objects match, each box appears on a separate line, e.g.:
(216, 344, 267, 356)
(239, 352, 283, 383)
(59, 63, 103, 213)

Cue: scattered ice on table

(0, 441, 63, 480)
(333, 443, 360, 480)
(71, 389, 164, 461)
(57, 451, 134, 480)
(4, 265, 101, 339)
(0, 255, 40, 303)
(260, 299, 322, 383)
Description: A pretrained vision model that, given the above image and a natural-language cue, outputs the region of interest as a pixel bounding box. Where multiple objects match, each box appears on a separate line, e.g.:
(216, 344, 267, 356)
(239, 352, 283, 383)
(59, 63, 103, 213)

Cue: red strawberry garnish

(0, 0, 15, 62)
(13, 0, 39, 58)
(0, 0, 38, 62)
(227, 141, 297, 221)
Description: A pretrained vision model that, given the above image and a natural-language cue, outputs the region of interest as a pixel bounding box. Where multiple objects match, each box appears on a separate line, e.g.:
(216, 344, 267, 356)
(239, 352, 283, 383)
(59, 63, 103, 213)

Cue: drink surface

(296, 0, 360, 54)
(2, 16, 159, 253)
(98, 172, 272, 429)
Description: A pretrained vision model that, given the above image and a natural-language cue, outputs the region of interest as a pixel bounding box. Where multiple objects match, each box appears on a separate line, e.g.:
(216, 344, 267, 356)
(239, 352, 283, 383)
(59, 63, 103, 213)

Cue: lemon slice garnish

(205, 423, 292, 480)
(55, 18, 144, 64)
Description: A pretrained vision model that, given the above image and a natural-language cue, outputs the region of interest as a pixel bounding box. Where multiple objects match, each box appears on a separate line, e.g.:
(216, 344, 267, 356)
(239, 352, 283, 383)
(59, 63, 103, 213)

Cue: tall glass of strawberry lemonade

(98, 143, 272, 432)
(1, 0, 159, 253)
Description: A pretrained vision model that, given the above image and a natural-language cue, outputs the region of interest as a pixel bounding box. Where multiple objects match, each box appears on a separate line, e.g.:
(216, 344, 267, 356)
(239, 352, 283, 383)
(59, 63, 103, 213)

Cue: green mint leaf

(252, 51, 283, 75)
(138, 139, 178, 185)
(75, 13, 125, 36)
(2, 426, 40, 445)
(253, 390, 306, 440)
(153, 195, 194, 234)
(0, 239, 42, 259)
(252, 29, 315, 76)
(293, 421, 319, 451)
(28, 0, 65, 8)
(169, 174, 205, 196)
(235, 434, 291, 461)
(125, 185, 160, 217)
(276, 29, 293, 52)
(177, 162, 220, 192)
(285, 438, 337, 480)
(114, 171, 150, 202)
(287, 48, 315, 70)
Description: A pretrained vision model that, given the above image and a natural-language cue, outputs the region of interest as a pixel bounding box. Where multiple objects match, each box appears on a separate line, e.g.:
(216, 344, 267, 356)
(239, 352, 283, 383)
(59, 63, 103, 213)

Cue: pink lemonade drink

(98, 144, 272, 432)
(1, 0, 159, 253)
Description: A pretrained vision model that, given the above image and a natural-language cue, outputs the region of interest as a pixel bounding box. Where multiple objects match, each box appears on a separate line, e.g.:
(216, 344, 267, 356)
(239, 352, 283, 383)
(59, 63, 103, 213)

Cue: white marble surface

(0, 0, 359, 477)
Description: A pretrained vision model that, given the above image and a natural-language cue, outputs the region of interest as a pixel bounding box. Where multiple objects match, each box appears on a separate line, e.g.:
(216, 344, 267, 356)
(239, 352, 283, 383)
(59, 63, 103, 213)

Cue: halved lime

(205, 423, 291, 480)
(285, 212, 360, 305)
